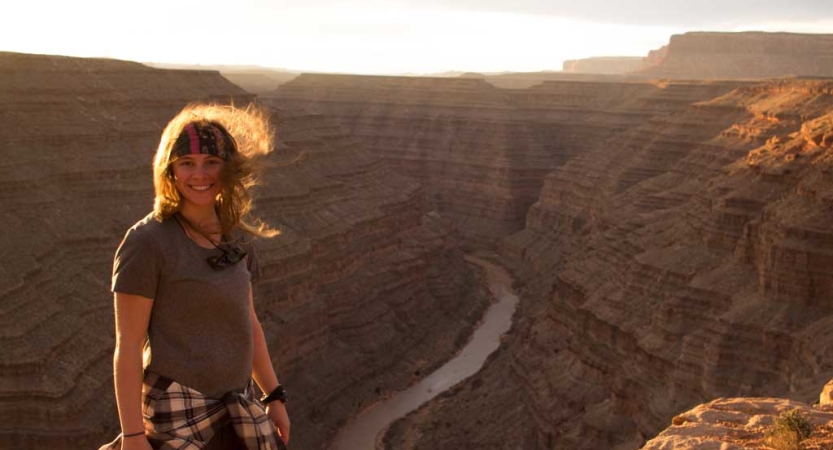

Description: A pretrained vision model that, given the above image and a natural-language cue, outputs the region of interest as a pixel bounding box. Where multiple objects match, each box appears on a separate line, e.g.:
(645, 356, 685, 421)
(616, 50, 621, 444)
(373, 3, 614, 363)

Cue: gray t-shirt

(112, 213, 261, 399)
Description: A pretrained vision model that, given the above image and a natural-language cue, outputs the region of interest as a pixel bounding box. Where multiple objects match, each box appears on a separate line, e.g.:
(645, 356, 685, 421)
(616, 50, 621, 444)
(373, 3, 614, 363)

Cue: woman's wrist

(260, 384, 288, 405)
(123, 430, 146, 438)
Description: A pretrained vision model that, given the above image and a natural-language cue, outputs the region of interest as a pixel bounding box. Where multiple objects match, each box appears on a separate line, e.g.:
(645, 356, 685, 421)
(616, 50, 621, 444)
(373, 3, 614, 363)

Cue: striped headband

(172, 122, 234, 160)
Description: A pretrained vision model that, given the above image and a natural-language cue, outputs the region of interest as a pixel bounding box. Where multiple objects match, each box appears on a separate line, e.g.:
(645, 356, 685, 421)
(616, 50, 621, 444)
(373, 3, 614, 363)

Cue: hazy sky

(3, 0, 832, 74)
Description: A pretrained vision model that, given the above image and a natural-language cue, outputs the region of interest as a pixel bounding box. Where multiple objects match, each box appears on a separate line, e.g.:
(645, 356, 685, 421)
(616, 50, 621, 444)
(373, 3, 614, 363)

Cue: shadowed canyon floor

(330, 254, 518, 450)
(4, 40, 833, 450)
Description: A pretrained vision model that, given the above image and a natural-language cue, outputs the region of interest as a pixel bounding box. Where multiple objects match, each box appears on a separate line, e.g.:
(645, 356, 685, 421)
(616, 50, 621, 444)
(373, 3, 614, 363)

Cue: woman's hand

(119, 435, 153, 450)
(266, 402, 291, 445)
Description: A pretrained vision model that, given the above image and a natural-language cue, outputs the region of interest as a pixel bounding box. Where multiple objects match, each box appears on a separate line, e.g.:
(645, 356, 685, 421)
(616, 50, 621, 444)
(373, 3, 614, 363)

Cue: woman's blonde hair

(152, 102, 279, 238)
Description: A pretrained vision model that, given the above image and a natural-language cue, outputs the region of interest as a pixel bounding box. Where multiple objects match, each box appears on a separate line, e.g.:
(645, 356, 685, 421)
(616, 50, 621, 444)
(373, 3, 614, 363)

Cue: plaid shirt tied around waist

(99, 371, 286, 450)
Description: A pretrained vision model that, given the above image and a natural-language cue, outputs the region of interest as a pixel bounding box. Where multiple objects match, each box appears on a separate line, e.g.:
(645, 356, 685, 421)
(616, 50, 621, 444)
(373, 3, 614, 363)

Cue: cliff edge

(643, 380, 833, 449)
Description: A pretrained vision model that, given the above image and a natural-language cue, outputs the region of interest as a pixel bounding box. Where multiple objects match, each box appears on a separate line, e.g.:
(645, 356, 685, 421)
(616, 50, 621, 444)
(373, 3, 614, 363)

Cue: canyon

(377, 78, 833, 449)
(2, 30, 833, 450)
(0, 52, 489, 450)
(266, 51, 833, 449)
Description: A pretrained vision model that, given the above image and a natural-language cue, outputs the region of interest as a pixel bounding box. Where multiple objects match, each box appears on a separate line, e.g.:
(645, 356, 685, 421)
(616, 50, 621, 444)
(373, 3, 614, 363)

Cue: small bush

(766, 409, 813, 450)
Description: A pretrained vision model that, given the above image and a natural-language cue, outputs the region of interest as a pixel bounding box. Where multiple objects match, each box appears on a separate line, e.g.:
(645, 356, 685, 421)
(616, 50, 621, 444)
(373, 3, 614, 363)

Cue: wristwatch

(260, 385, 288, 405)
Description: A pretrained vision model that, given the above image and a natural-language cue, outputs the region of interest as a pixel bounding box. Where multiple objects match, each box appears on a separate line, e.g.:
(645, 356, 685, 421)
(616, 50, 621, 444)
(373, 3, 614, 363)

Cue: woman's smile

(172, 154, 225, 207)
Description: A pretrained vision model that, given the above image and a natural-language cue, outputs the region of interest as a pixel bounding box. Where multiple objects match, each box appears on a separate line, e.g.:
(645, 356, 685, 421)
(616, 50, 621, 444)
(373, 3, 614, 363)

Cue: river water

(328, 254, 519, 450)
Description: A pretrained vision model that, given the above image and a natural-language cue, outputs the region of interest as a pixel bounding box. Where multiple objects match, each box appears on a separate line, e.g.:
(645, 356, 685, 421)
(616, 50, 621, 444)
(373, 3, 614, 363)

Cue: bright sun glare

(2, 1, 832, 74)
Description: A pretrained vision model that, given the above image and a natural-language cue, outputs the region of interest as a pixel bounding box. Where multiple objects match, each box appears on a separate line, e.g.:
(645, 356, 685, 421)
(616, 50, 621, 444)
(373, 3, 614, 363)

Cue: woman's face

(171, 154, 225, 209)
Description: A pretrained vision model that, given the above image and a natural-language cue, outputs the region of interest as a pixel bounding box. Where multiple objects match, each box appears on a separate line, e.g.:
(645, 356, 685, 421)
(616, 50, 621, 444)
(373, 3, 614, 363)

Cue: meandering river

(329, 254, 519, 450)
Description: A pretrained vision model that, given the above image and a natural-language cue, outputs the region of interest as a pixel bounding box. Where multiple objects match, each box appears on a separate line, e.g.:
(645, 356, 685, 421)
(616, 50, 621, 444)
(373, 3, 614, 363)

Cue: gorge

(3, 30, 833, 450)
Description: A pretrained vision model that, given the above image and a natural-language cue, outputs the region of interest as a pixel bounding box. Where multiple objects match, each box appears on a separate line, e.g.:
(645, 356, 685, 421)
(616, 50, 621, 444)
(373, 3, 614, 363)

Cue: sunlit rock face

(0, 52, 490, 450)
(642, 396, 833, 450)
(639, 32, 833, 79)
(383, 79, 833, 449)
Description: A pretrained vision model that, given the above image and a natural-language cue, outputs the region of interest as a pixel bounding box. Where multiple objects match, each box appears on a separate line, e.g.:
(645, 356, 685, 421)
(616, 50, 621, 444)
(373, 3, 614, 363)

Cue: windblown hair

(152, 103, 279, 238)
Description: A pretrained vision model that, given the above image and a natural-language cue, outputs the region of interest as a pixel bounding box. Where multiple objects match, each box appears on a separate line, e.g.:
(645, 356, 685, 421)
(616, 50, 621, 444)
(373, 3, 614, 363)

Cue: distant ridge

(562, 56, 644, 74)
(638, 31, 833, 79)
(143, 62, 300, 94)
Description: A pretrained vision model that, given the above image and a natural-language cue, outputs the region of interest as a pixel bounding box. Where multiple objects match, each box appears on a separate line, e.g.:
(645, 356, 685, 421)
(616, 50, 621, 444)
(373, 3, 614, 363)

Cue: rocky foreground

(644, 380, 833, 449)
(643, 397, 833, 450)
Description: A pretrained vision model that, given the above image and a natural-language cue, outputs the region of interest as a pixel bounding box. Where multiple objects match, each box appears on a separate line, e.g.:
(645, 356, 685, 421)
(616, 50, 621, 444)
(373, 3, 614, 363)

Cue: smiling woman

(98, 103, 290, 450)
(172, 153, 225, 205)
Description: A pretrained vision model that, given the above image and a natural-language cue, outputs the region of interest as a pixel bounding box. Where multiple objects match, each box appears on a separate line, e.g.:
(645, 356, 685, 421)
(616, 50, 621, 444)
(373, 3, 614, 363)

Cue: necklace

(173, 213, 247, 270)
(174, 213, 222, 247)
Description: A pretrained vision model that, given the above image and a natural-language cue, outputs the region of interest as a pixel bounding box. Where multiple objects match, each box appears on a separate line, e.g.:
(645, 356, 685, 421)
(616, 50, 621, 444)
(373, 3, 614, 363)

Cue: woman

(99, 103, 290, 450)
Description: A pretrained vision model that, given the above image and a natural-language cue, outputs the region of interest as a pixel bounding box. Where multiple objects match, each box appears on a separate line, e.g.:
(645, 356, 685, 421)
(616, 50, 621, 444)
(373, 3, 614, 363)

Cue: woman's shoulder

(121, 212, 176, 247)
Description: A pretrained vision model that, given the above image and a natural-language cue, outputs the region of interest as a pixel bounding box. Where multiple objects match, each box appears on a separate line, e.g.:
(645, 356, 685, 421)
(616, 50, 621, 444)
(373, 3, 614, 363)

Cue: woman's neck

(178, 203, 220, 234)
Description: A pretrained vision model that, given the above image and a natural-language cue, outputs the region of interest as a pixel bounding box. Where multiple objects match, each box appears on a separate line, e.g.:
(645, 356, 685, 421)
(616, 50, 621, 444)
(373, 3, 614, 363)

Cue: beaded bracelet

(123, 431, 145, 438)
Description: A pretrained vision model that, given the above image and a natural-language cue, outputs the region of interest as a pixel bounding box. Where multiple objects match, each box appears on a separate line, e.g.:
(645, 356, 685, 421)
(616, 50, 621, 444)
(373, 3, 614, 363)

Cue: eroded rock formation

(0, 52, 489, 450)
(639, 32, 833, 79)
(383, 79, 833, 449)
(267, 76, 721, 250)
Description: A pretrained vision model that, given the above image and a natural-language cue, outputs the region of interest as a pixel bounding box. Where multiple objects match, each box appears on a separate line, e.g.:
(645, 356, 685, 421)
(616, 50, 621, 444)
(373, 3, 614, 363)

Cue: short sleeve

(112, 228, 161, 299)
(246, 241, 262, 284)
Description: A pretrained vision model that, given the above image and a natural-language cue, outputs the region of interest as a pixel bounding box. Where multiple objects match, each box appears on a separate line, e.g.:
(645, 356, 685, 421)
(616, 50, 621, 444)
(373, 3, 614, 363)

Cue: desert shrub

(766, 408, 813, 450)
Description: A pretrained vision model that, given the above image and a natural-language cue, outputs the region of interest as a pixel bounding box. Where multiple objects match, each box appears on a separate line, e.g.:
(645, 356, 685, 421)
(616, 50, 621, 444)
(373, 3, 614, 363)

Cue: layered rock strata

(267, 76, 723, 250)
(639, 32, 833, 79)
(0, 52, 489, 450)
(385, 80, 833, 449)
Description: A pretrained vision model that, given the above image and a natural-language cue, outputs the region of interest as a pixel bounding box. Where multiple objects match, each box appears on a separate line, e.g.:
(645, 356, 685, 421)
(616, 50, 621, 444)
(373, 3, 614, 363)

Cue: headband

(172, 122, 234, 160)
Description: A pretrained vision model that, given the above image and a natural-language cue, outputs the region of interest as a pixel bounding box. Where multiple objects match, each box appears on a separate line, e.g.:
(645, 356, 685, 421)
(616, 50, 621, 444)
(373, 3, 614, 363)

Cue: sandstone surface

(643, 397, 833, 449)
(562, 57, 644, 75)
(384, 79, 833, 449)
(0, 52, 490, 450)
(639, 32, 833, 79)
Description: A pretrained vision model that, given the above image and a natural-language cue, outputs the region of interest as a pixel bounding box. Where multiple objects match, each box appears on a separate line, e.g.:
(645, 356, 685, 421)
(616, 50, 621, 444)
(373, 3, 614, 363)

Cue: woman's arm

(113, 292, 154, 450)
(249, 284, 291, 444)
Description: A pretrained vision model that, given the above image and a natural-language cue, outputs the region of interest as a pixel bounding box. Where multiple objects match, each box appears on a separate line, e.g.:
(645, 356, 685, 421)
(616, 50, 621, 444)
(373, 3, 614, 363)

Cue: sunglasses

(207, 243, 247, 270)
(173, 213, 247, 270)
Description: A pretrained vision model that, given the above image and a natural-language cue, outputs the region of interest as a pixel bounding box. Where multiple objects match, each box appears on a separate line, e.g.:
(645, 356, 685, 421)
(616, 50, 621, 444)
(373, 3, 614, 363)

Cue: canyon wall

(562, 57, 644, 75)
(0, 52, 490, 450)
(639, 32, 833, 79)
(384, 80, 833, 449)
(267, 76, 694, 249)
